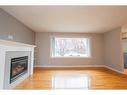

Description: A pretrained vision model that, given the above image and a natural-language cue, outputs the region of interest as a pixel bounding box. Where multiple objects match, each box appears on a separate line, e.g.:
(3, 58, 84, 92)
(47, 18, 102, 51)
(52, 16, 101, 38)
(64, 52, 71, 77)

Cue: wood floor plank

(15, 67, 127, 90)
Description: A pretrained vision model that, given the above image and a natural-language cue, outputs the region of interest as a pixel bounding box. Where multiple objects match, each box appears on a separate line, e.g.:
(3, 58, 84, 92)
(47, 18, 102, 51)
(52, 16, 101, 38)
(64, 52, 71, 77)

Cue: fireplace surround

(0, 39, 35, 89)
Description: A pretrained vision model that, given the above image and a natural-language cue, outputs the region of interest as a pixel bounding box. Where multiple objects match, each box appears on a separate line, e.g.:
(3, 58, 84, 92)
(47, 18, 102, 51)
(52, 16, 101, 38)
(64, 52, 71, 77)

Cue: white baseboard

(34, 65, 105, 68)
(34, 65, 125, 75)
(104, 65, 124, 74)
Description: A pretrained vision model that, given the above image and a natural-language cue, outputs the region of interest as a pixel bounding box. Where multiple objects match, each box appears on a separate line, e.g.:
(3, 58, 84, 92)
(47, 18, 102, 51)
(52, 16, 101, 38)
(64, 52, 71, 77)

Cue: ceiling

(2, 6, 127, 33)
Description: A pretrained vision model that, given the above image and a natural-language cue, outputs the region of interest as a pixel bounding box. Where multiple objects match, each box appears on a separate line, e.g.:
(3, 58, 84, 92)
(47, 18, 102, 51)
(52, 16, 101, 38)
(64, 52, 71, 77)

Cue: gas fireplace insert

(10, 56, 28, 83)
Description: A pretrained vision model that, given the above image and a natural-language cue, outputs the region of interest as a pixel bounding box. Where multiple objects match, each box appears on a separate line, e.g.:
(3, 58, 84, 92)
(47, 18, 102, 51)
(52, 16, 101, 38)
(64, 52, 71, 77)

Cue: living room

(1, 4, 127, 94)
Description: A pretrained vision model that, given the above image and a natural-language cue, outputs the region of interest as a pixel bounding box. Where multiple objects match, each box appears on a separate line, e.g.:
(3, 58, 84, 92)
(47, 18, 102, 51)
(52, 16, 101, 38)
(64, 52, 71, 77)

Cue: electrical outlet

(8, 35, 13, 40)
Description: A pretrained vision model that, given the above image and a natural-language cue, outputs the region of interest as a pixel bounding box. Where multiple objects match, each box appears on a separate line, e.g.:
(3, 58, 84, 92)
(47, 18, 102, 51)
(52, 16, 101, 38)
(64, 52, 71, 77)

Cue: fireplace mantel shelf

(0, 40, 35, 89)
(0, 39, 36, 48)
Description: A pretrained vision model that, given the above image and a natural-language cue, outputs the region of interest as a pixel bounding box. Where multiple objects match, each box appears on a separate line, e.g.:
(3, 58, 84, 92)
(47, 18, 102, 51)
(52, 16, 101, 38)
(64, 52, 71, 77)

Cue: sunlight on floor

(52, 74, 90, 89)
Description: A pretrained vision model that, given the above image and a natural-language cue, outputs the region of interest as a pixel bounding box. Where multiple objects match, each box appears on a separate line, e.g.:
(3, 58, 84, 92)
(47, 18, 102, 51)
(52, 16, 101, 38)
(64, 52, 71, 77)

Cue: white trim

(0, 39, 36, 47)
(34, 65, 125, 75)
(104, 65, 124, 74)
(34, 65, 105, 68)
(51, 56, 91, 58)
(50, 36, 92, 58)
(0, 40, 35, 89)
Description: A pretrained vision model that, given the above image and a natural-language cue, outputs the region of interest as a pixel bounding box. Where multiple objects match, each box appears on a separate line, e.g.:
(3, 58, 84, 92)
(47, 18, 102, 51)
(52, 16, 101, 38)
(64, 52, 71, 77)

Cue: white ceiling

(2, 6, 127, 33)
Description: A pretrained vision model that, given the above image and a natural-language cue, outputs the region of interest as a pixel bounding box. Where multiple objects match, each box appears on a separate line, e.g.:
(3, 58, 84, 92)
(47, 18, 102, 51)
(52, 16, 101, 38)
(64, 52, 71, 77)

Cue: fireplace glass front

(10, 56, 28, 83)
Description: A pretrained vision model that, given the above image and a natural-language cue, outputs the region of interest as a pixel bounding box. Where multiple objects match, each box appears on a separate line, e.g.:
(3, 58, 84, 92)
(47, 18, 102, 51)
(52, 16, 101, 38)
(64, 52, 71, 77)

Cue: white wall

(104, 28, 124, 72)
(35, 32, 104, 67)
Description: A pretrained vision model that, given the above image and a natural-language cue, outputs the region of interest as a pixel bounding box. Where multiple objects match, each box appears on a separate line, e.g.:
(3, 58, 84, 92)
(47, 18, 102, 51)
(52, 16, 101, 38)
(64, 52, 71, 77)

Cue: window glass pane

(52, 37, 90, 57)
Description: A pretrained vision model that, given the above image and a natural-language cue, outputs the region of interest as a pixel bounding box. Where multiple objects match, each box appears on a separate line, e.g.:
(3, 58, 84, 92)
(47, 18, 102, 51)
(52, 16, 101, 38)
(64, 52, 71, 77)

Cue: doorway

(121, 32, 127, 73)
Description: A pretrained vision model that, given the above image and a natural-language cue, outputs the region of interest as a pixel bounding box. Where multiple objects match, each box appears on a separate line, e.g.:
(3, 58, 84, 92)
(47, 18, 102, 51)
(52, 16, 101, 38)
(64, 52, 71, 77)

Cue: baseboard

(34, 65, 125, 75)
(34, 65, 105, 68)
(104, 65, 125, 75)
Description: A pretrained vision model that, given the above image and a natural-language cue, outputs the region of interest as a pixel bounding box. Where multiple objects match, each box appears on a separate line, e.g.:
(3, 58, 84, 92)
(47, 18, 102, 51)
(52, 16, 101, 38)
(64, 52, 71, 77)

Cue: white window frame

(50, 36, 92, 58)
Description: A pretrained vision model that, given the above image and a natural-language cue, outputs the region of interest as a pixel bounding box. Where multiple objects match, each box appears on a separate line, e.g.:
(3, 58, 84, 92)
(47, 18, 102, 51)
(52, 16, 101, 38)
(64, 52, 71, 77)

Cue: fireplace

(10, 56, 28, 83)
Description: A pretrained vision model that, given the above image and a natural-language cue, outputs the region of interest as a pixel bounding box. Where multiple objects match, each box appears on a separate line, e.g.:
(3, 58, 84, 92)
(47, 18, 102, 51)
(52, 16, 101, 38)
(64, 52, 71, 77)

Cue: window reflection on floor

(52, 74, 90, 89)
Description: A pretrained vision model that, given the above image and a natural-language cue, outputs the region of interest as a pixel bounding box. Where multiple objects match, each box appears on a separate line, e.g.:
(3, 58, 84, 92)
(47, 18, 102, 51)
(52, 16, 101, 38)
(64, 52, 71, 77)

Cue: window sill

(51, 56, 91, 59)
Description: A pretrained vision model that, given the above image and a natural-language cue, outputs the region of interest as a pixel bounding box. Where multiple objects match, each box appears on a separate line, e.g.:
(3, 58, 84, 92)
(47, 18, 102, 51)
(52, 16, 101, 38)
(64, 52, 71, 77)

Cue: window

(51, 37, 91, 57)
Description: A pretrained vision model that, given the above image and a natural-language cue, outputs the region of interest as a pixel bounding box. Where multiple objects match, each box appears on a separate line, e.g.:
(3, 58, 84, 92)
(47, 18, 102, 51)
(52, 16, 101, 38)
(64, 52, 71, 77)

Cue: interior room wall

(35, 32, 104, 67)
(0, 8, 35, 45)
(103, 28, 124, 72)
(122, 39, 127, 52)
(0, 7, 124, 71)
(121, 24, 127, 53)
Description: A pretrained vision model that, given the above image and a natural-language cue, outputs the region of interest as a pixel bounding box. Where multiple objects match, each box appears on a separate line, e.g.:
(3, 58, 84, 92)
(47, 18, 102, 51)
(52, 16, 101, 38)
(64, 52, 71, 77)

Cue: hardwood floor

(15, 67, 127, 90)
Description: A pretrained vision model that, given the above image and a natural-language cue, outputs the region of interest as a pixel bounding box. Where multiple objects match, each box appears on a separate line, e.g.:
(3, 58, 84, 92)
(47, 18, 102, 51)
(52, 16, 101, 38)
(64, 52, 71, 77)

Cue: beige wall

(0, 7, 124, 71)
(104, 28, 124, 71)
(35, 32, 104, 67)
(35, 28, 124, 72)
(0, 8, 35, 45)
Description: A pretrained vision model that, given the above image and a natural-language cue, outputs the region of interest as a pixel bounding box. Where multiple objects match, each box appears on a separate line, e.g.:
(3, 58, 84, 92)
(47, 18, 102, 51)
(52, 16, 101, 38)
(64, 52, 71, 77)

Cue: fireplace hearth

(10, 56, 28, 83)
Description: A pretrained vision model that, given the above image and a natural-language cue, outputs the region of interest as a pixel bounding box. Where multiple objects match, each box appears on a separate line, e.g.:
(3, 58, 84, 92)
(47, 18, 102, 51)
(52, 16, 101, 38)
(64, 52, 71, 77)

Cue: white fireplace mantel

(0, 40, 36, 89)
